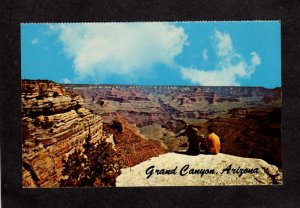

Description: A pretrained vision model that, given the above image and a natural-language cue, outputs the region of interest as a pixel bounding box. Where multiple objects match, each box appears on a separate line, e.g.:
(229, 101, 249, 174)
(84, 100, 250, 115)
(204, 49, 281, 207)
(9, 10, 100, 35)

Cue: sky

(21, 21, 281, 88)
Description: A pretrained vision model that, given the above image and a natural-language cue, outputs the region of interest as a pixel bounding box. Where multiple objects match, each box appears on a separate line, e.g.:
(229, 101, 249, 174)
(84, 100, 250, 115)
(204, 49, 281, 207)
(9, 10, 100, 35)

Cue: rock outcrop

(116, 153, 282, 186)
(103, 118, 167, 167)
(22, 80, 113, 187)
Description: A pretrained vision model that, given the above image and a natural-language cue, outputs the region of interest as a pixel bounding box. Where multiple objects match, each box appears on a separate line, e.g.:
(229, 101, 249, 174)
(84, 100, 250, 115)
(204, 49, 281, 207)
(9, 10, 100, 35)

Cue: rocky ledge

(22, 80, 113, 187)
(116, 153, 282, 186)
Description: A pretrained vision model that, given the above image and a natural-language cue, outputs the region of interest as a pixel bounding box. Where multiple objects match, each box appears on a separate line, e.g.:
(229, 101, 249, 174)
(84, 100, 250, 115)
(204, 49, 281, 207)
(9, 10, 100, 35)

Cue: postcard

(21, 21, 281, 187)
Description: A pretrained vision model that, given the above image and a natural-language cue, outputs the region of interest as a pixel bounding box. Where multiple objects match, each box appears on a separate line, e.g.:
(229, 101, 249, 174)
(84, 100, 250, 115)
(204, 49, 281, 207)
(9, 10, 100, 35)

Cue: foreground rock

(116, 153, 282, 186)
(22, 80, 113, 187)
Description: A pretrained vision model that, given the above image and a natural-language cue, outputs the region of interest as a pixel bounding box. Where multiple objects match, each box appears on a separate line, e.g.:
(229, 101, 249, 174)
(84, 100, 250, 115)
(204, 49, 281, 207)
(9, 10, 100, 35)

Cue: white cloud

(61, 78, 71, 84)
(246, 51, 261, 77)
(202, 48, 208, 61)
(251, 51, 261, 66)
(50, 23, 187, 80)
(31, 38, 39, 45)
(214, 30, 233, 57)
(181, 30, 261, 86)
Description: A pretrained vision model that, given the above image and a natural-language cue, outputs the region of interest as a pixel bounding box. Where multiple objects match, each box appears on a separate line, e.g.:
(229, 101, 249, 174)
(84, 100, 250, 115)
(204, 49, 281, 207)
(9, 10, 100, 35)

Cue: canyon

(22, 80, 282, 187)
(63, 85, 281, 126)
(63, 84, 282, 167)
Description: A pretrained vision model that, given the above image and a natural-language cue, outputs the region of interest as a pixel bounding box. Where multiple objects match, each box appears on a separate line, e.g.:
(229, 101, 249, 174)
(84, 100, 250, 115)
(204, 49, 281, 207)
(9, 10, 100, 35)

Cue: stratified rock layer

(22, 80, 112, 187)
(116, 153, 282, 186)
(63, 85, 281, 127)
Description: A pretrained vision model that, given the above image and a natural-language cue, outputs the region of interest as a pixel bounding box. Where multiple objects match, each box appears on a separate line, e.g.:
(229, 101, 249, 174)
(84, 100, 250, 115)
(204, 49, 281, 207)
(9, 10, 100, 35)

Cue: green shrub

(60, 131, 122, 187)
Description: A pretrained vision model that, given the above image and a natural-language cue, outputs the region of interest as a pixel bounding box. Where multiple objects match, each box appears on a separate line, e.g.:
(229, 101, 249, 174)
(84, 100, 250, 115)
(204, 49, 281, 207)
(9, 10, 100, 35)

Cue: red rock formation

(22, 80, 83, 117)
(22, 80, 114, 187)
(103, 118, 167, 167)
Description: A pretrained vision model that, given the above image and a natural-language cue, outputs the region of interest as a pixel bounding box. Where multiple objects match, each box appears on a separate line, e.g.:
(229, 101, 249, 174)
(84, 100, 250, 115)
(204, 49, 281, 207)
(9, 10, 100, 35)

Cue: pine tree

(60, 126, 122, 187)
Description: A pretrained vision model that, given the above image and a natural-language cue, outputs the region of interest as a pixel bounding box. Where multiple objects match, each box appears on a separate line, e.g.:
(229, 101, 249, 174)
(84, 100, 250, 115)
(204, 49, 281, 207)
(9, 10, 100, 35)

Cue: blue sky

(21, 21, 281, 88)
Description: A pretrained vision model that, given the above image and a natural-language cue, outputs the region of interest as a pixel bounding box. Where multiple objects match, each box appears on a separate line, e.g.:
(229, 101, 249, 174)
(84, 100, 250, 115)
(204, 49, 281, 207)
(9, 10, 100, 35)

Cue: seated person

(202, 126, 220, 154)
(176, 125, 202, 155)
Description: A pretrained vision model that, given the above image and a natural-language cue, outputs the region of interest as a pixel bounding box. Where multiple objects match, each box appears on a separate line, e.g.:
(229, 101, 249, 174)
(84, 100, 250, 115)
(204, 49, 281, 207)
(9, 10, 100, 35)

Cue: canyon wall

(63, 84, 281, 127)
(22, 80, 113, 187)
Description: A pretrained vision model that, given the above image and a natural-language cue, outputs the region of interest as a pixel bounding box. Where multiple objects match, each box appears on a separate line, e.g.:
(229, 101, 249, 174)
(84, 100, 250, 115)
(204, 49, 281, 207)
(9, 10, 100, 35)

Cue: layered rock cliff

(22, 80, 167, 187)
(22, 80, 113, 187)
(116, 153, 282, 186)
(63, 84, 281, 127)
